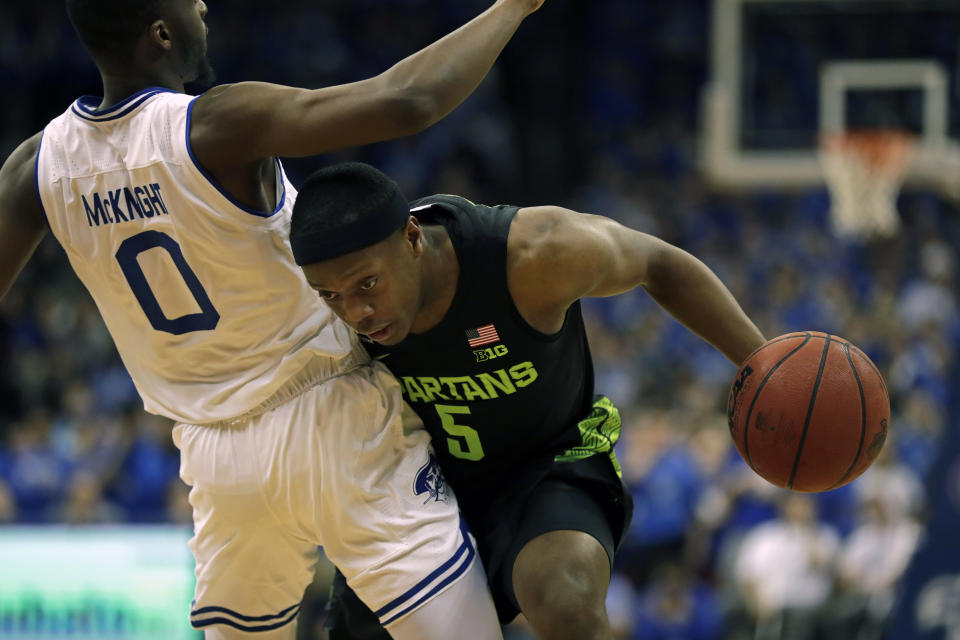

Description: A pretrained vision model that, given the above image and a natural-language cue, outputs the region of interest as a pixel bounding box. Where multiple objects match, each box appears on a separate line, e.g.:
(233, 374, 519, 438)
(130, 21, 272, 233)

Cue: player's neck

(99, 69, 185, 109)
(411, 225, 459, 334)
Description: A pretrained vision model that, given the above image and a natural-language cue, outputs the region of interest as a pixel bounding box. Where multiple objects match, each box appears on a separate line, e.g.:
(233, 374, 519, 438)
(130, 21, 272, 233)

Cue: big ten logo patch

(474, 344, 509, 363)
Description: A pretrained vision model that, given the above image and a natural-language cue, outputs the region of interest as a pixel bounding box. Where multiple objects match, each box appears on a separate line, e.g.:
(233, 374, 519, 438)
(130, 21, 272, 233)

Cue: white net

(819, 130, 915, 241)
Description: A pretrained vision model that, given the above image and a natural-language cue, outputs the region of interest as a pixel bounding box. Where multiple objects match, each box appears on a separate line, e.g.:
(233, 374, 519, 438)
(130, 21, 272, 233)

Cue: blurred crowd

(2, 1, 958, 639)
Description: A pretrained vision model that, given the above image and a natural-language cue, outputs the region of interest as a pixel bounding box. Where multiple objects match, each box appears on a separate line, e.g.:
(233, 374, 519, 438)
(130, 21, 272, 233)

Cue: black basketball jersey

(363, 194, 595, 510)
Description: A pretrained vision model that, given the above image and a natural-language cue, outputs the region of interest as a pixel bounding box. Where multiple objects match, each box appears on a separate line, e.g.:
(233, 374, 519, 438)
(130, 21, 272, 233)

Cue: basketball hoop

(819, 130, 915, 241)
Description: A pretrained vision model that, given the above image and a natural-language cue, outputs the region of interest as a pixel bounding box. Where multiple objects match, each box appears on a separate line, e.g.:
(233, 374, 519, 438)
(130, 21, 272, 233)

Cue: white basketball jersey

(36, 88, 359, 424)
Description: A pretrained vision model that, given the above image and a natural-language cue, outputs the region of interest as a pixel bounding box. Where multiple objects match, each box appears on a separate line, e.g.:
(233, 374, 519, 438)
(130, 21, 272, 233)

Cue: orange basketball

(726, 331, 890, 492)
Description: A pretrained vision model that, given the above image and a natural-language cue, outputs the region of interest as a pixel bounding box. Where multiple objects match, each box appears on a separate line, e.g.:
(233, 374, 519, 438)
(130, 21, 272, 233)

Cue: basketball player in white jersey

(0, 0, 549, 638)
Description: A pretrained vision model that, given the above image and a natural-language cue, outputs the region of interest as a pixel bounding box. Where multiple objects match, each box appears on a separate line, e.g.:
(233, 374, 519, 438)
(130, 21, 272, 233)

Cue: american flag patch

(465, 324, 499, 348)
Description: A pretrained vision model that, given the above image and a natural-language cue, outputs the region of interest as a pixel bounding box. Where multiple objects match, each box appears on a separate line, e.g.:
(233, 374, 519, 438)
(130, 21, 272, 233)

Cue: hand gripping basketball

(726, 331, 890, 492)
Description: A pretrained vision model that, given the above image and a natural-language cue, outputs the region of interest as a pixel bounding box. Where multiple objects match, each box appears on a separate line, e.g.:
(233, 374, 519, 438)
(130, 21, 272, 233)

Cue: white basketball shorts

(172, 360, 490, 636)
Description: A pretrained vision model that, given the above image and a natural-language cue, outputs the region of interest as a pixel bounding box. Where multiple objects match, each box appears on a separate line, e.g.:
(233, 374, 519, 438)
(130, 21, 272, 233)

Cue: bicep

(190, 79, 427, 163)
(574, 215, 667, 298)
(0, 134, 48, 299)
(510, 206, 665, 306)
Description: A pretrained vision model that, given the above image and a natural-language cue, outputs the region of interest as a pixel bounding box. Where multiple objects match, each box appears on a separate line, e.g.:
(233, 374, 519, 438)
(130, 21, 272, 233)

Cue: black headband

(291, 188, 410, 265)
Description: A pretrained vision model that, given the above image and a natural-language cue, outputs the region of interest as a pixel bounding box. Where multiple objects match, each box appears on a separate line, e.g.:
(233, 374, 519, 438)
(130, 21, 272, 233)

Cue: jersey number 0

(116, 230, 220, 335)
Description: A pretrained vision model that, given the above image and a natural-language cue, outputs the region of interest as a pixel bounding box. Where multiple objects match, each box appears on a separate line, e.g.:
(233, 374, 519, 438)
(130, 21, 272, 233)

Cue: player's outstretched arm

(190, 0, 546, 165)
(0, 134, 47, 301)
(507, 206, 765, 366)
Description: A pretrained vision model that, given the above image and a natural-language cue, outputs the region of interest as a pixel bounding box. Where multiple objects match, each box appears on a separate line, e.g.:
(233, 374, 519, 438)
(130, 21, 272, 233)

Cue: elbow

(643, 240, 680, 293)
(397, 89, 442, 134)
(642, 241, 707, 303)
(376, 83, 439, 136)
(397, 91, 439, 134)
(371, 69, 445, 135)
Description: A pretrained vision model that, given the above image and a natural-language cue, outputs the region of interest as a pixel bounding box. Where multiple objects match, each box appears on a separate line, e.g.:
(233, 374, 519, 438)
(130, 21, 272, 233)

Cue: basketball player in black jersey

(289, 163, 765, 640)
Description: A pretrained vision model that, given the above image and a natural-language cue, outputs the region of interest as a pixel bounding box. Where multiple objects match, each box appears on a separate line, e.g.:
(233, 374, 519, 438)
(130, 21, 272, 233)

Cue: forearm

(381, 0, 533, 126)
(643, 245, 765, 366)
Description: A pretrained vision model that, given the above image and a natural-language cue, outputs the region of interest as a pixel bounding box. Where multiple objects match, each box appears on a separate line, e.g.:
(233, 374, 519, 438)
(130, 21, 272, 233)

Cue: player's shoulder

(0, 132, 46, 226)
(409, 193, 477, 212)
(188, 82, 265, 125)
(506, 206, 594, 324)
(508, 206, 576, 253)
(506, 206, 607, 287)
(191, 81, 292, 114)
(4, 132, 43, 166)
(0, 132, 43, 194)
(411, 194, 524, 232)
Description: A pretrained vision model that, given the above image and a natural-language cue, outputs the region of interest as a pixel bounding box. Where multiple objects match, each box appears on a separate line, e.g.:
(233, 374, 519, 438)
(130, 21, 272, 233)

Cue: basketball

(726, 331, 890, 492)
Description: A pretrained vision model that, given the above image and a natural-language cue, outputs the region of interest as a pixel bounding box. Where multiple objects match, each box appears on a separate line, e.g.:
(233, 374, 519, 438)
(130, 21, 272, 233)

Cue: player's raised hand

(195, 0, 545, 163)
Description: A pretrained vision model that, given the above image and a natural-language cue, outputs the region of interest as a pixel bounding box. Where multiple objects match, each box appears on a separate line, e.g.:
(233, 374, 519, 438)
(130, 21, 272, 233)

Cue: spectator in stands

(853, 442, 925, 523)
(53, 470, 122, 524)
(4, 409, 69, 522)
(619, 410, 705, 585)
(733, 493, 840, 640)
(633, 562, 723, 640)
(827, 496, 922, 640)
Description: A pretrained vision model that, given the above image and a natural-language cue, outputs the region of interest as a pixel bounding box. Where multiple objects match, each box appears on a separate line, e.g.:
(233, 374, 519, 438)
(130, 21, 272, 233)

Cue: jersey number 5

(116, 230, 220, 335)
(435, 404, 485, 461)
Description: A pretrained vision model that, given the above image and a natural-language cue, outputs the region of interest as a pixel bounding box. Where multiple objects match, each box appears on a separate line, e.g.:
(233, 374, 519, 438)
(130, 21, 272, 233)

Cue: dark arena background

(2, 1, 959, 638)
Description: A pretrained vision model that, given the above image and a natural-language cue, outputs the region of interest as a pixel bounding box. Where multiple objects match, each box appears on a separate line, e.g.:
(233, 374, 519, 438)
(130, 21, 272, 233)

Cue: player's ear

(148, 19, 173, 51)
(406, 216, 424, 257)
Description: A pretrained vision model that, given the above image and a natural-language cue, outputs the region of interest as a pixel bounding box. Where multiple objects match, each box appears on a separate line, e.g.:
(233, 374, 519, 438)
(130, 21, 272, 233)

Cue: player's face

(302, 229, 423, 346)
(165, 0, 214, 86)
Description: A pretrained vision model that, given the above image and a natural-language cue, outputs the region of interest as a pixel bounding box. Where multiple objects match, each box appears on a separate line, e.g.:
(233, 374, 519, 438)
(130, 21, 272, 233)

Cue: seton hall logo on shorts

(414, 454, 450, 504)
